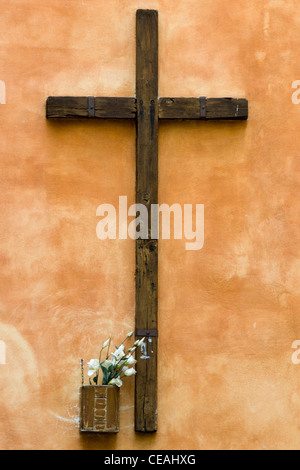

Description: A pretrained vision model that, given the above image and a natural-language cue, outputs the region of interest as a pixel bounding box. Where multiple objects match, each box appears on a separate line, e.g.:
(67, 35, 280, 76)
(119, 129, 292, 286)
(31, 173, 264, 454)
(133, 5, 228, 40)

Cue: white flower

(125, 355, 137, 366)
(102, 338, 110, 348)
(124, 368, 136, 377)
(127, 331, 134, 338)
(134, 337, 145, 347)
(87, 359, 100, 377)
(102, 358, 116, 369)
(111, 344, 125, 362)
(116, 359, 127, 370)
(109, 377, 123, 387)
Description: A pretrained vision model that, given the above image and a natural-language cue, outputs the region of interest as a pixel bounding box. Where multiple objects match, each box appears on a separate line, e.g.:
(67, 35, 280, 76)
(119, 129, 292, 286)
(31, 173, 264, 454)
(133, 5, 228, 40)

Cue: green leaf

(93, 375, 98, 384)
(101, 365, 109, 384)
(114, 370, 123, 379)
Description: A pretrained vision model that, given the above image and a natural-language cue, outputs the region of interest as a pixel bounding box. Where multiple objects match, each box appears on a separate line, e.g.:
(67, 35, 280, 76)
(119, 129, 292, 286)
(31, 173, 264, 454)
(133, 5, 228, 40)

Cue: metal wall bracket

(87, 96, 95, 118)
(200, 96, 207, 119)
(135, 329, 158, 338)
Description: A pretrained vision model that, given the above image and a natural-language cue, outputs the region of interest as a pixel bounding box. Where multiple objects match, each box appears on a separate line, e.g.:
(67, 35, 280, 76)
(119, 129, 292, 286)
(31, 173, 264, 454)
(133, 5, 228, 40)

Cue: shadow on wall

(79, 430, 159, 450)
(79, 432, 118, 450)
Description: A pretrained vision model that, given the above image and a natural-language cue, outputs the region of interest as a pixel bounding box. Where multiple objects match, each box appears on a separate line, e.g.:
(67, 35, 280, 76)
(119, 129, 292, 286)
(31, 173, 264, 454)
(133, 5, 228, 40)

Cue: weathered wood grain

(158, 97, 248, 120)
(47, 96, 248, 120)
(135, 9, 158, 433)
(46, 97, 137, 119)
(80, 385, 119, 433)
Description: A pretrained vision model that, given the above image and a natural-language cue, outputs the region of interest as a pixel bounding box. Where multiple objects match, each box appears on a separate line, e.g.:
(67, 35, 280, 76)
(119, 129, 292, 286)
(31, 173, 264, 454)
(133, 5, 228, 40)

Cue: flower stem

(106, 338, 112, 360)
(97, 348, 104, 385)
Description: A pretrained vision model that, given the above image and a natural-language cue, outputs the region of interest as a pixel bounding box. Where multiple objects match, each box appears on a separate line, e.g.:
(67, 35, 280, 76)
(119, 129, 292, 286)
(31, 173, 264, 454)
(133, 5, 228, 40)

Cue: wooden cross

(46, 9, 248, 433)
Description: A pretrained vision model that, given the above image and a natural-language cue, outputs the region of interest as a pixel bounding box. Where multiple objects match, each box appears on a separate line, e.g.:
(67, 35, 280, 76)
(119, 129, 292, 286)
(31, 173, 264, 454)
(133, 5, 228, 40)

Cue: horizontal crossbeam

(46, 97, 137, 119)
(47, 96, 248, 120)
(159, 97, 248, 120)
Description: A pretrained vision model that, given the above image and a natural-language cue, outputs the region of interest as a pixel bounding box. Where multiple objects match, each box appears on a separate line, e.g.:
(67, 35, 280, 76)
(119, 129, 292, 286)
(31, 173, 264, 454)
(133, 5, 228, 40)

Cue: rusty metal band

(135, 329, 158, 338)
(87, 96, 95, 118)
(200, 96, 207, 119)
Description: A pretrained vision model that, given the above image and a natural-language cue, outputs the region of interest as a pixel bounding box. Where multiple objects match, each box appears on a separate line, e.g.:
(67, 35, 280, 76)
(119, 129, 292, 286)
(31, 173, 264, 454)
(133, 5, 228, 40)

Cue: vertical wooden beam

(135, 9, 158, 433)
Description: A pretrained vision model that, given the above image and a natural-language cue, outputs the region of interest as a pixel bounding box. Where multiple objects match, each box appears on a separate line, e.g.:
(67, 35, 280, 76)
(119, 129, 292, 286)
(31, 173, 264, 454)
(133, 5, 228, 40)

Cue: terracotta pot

(80, 385, 119, 433)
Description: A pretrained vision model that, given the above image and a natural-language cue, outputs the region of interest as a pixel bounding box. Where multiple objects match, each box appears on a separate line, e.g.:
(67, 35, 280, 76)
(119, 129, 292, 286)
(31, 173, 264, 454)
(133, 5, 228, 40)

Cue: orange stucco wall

(1, 0, 300, 450)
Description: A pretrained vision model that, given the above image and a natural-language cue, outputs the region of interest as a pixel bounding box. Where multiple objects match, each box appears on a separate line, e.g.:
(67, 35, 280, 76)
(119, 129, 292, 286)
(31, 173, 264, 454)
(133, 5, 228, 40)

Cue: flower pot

(80, 385, 119, 433)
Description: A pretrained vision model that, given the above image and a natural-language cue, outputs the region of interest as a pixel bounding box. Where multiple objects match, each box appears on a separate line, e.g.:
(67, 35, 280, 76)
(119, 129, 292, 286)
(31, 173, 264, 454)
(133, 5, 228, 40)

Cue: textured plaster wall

(1, 0, 300, 450)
